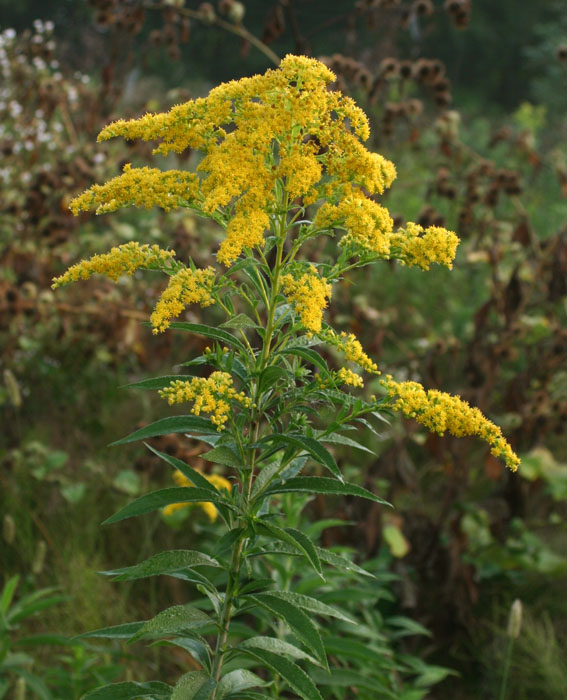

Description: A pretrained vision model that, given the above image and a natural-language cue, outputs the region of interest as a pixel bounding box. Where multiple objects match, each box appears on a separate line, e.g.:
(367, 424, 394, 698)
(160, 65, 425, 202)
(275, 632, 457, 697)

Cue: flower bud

(507, 599, 523, 639)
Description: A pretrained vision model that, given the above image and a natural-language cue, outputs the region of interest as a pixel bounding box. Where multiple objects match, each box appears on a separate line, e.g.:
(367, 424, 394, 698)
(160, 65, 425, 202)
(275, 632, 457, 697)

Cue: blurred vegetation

(1, 1, 566, 698)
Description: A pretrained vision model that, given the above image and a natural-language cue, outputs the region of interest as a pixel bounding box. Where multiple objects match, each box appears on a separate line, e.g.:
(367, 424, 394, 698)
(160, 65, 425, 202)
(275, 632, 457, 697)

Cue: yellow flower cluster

(322, 329, 379, 374)
(80, 54, 398, 265)
(336, 367, 364, 387)
(390, 223, 460, 270)
(158, 372, 251, 430)
(382, 376, 520, 471)
(163, 469, 231, 522)
(51, 242, 175, 288)
(282, 266, 331, 333)
(150, 267, 216, 333)
(69, 164, 200, 215)
(315, 191, 394, 255)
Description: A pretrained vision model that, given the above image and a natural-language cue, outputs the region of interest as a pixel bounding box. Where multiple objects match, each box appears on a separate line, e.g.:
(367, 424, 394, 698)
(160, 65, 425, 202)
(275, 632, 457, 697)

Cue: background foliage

(1, 1, 566, 698)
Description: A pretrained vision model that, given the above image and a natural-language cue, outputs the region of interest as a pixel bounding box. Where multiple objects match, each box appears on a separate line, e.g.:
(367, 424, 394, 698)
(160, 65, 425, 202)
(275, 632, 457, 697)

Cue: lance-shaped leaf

(82, 681, 172, 699)
(76, 621, 145, 640)
(313, 431, 375, 456)
(240, 636, 323, 668)
(265, 591, 356, 625)
(129, 604, 212, 643)
(255, 542, 375, 579)
(110, 416, 216, 446)
(103, 487, 234, 525)
(220, 313, 258, 330)
(168, 322, 247, 354)
(257, 435, 343, 483)
(123, 374, 201, 391)
(217, 669, 267, 697)
(264, 477, 391, 506)
(101, 550, 222, 581)
(201, 445, 243, 469)
(157, 638, 211, 671)
(310, 668, 397, 697)
(255, 521, 322, 579)
(248, 594, 327, 669)
(171, 672, 213, 700)
(277, 346, 330, 376)
(238, 647, 323, 700)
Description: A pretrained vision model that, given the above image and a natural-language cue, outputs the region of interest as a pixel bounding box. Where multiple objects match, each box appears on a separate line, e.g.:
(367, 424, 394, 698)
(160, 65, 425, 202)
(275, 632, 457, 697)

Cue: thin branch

(142, 3, 280, 66)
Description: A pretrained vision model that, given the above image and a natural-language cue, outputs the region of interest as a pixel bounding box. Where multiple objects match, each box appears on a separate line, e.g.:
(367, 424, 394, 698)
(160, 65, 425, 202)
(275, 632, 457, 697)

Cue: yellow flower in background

(382, 375, 520, 471)
(282, 266, 331, 333)
(51, 242, 175, 288)
(163, 469, 231, 522)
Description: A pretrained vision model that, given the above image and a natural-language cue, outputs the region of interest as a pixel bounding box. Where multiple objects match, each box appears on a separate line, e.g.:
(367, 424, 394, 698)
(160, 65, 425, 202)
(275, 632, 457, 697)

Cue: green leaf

(265, 477, 391, 506)
(266, 592, 355, 624)
(171, 672, 209, 700)
(129, 604, 212, 643)
(103, 487, 232, 525)
(249, 594, 327, 668)
(1, 575, 19, 615)
(110, 416, 216, 446)
(201, 445, 243, 469)
(112, 469, 142, 496)
(192, 678, 217, 700)
(220, 314, 258, 330)
(169, 322, 247, 353)
(76, 621, 145, 640)
(256, 542, 374, 578)
(277, 346, 330, 375)
(124, 374, 201, 391)
(158, 638, 210, 671)
(101, 550, 222, 581)
(309, 669, 396, 697)
(238, 647, 323, 700)
(217, 670, 266, 697)
(256, 521, 322, 578)
(387, 616, 432, 638)
(314, 431, 374, 455)
(259, 435, 343, 482)
(82, 681, 172, 699)
(145, 444, 229, 523)
(240, 636, 322, 667)
(258, 366, 288, 395)
(222, 694, 271, 700)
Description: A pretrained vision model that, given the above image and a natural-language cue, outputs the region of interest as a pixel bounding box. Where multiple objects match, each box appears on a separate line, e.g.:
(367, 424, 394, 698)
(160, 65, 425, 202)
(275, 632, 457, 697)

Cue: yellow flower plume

(282, 266, 332, 333)
(151, 266, 216, 333)
(51, 242, 175, 288)
(382, 375, 520, 471)
(159, 372, 252, 430)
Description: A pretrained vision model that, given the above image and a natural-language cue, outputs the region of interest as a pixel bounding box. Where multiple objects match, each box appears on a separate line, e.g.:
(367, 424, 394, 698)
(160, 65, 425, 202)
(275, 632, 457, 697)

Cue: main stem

(210, 211, 287, 693)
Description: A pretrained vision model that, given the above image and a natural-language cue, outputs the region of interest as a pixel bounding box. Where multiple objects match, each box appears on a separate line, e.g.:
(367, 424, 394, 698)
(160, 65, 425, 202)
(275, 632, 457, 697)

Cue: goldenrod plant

(53, 55, 519, 699)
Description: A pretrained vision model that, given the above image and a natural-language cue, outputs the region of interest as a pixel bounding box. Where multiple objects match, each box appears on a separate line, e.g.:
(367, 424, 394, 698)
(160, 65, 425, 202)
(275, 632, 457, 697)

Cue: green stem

(210, 535, 245, 695)
(498, 636, 515, 700)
